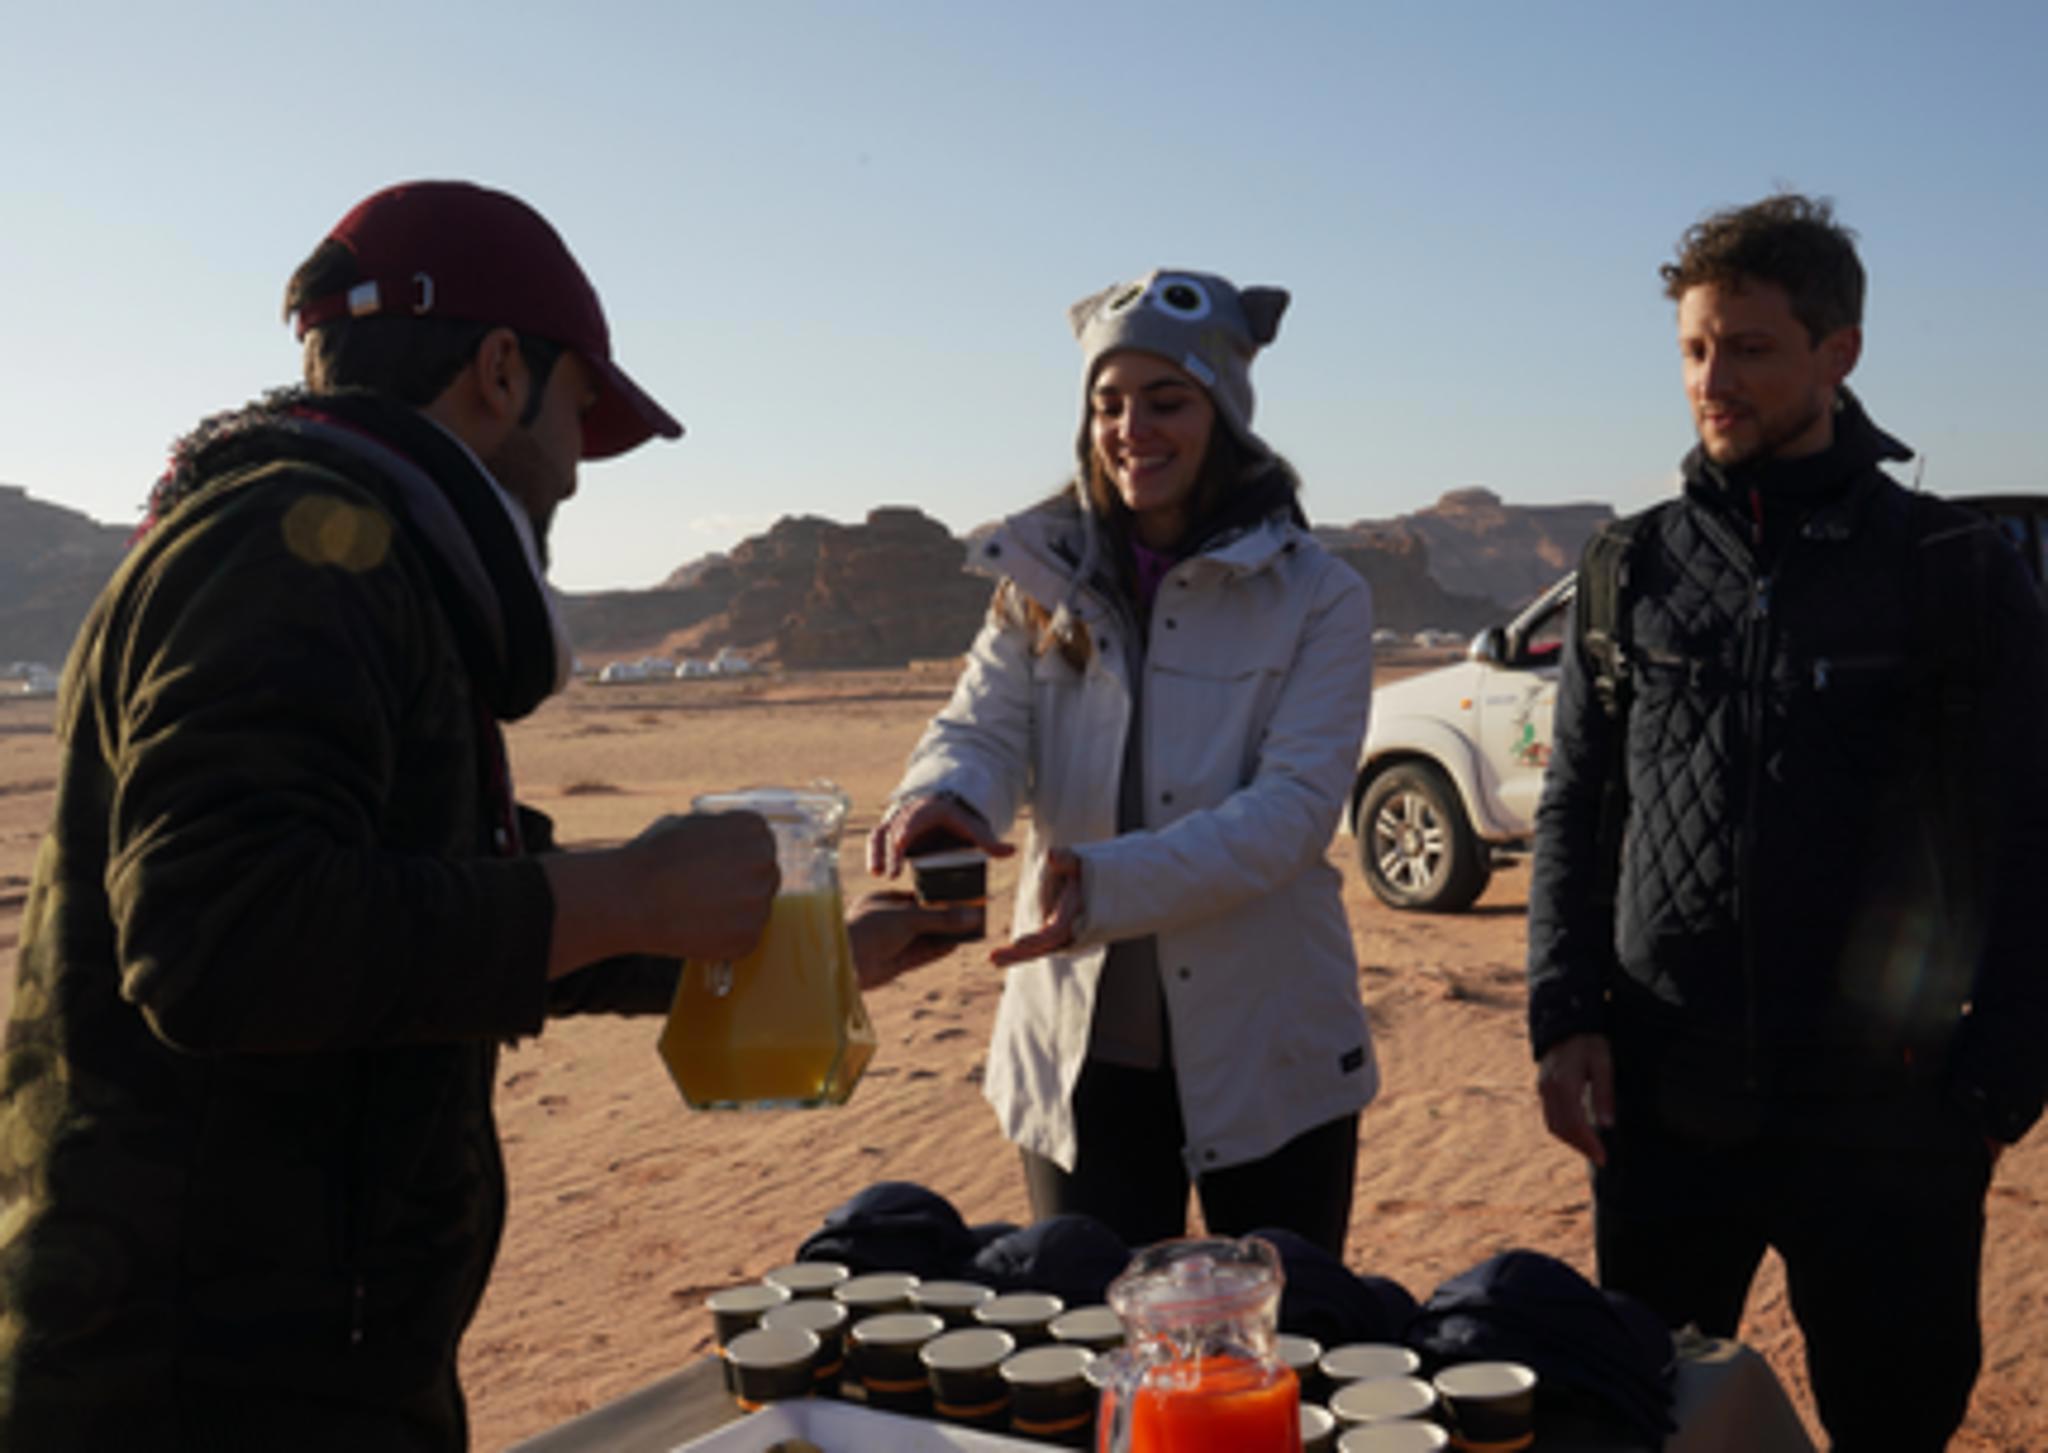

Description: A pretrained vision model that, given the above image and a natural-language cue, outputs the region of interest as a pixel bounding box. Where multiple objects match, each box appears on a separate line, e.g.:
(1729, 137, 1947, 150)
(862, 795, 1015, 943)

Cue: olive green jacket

(0, 396, 674, 1450)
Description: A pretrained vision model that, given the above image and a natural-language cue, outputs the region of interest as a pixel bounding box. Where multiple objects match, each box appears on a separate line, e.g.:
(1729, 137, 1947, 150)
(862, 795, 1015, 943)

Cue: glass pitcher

(1095, 1236, 1301, 1453)
(658, 784, 877, 1110)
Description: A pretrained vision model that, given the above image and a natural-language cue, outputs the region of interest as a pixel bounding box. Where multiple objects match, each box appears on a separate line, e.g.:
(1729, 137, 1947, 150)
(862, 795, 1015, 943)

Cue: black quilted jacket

(1528, 400, 2048, 1145)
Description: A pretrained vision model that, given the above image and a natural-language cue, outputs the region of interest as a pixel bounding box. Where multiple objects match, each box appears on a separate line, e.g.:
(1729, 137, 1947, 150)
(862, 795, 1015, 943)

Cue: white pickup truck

(1347, 492, 2048, 913)
(1348, 574, 1573, 912)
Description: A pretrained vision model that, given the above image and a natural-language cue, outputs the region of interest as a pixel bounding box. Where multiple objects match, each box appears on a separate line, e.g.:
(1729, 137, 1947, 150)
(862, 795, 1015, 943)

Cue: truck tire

(1357, 761, 1492, 912)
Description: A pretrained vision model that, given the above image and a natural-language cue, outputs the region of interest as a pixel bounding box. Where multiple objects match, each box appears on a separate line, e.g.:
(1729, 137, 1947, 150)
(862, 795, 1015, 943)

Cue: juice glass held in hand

(659, 785, 877, 1109)
(1096, 1236, 1301, 1453)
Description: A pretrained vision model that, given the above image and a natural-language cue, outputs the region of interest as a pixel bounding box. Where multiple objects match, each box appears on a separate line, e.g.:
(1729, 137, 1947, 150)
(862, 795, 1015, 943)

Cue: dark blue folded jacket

(793, 1181, 984, 1279)
(1251, 1227, 1417, 1347)
(1406, 1249, 1675, 1443)
(971, 1214, 1131, 1305)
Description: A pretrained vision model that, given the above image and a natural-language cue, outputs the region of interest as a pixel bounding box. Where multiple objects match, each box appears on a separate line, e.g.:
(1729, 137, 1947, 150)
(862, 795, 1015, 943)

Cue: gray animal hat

(1068, 268, 1290, 474)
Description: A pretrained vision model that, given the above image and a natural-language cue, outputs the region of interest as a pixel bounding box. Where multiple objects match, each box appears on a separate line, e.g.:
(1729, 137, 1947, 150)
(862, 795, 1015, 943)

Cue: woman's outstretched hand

(990, 847, 1083, 967)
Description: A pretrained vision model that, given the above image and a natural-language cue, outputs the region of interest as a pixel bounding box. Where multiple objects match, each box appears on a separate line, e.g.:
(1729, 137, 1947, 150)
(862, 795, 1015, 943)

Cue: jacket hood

(143, 388, 565, 721)
(970, 486, 1308, 623)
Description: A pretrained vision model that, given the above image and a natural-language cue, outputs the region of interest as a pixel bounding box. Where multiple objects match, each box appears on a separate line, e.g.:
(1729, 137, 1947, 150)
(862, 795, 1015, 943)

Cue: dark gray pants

(1019, 1057, 1358, 1256)
(1595, 1109, 1991, 1453)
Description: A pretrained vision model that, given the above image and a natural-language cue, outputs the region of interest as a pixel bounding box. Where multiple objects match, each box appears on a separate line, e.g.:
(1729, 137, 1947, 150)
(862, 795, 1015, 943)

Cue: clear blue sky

(4, 2, 2043, 591)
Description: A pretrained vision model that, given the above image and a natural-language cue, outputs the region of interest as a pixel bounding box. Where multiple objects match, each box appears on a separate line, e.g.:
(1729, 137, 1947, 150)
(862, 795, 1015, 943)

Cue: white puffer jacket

(891, 496, 1378, 1174)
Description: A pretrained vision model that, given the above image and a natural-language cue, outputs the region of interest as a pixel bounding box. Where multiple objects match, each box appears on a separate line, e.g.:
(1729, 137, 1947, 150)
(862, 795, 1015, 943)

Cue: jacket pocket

(1145, 648, 1293, 808)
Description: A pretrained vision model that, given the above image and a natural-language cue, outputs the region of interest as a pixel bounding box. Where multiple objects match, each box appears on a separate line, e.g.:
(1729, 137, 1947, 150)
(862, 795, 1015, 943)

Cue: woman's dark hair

(284, 238, 561, 420)
(998, 427, 1301, 670)
(1658, 192, 1864, 344)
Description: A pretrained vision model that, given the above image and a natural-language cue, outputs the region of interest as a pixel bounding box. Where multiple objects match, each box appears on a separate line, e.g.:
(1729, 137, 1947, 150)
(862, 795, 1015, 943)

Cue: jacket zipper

(1738, 573, 1771, 1088)
(1695, 501, 1771, 1090)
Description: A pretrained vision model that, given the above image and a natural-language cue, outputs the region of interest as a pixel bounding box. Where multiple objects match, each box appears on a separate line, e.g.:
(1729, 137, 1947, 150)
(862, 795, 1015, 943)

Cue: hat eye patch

(1152, 277, 1212, 321)
(1104, 283, 1146, 315)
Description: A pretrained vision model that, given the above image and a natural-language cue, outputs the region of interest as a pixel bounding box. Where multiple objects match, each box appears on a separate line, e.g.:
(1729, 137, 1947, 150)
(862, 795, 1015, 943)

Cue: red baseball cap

(291, 180, 683, 459)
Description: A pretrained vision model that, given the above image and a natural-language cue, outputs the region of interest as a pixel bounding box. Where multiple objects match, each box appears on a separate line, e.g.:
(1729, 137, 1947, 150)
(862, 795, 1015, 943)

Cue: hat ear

(1067, 284, 1118, 339)
(1241, 287, 1290, 346)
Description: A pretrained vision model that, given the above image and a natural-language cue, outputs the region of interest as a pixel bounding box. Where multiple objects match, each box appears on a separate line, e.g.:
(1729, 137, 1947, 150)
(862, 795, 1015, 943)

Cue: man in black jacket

(1527, 193, 2048, 1451)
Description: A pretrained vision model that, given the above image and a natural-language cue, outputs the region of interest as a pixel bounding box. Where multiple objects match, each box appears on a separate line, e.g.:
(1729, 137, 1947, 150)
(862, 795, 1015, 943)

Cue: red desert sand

(1, 667, 2041, 1451)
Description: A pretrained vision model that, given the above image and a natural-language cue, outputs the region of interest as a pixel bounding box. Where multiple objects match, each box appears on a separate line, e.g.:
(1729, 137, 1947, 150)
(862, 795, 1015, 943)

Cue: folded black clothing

(793, 1181, 1127, 1303)
(1251, 1227, 1418, 1346)
(1407, 1249, 1676, 1443)
(971, 1214, 1131, 1305)
(794, 1180, 983, 1279)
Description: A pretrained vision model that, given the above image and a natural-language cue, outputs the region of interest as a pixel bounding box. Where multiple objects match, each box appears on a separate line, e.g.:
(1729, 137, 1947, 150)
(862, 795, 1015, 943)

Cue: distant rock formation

(562, 508, 990, 668)
(1313, 523, 1503, 636)
(0, 484, 131, 665)
(563, 494, 1614, 665)
(775, 508, 992, 668)
(1354, 487, 1612, 613)
(3, 482, 1618, 674)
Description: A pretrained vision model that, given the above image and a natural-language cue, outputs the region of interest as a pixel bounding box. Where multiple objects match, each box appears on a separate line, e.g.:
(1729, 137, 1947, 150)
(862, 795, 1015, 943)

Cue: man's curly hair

(1660, 193, 1864, 344)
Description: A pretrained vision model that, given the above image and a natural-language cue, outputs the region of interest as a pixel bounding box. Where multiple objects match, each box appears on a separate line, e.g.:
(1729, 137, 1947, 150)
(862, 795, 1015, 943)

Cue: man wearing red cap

(0, 181, 959, 1448)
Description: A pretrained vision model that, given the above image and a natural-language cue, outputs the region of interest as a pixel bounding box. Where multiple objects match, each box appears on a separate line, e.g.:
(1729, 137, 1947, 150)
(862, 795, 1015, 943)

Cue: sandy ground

(1, 670, 2043, 1451)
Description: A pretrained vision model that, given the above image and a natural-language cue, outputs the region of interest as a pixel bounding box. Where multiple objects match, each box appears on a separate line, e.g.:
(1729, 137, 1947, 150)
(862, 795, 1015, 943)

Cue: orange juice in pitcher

(1096, 1237, 1301, 1453)
(658, 786, 877, 1110)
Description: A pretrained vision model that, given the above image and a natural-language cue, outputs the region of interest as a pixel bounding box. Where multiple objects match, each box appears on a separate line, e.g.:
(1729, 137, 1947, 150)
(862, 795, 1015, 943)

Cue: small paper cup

(1432, 1361, 1537, 1451)
(1320, 1342, 1422, 1386)
(1330, 1374, 1439, 1426)
(910, 847, 989, 939)
(722, 1325, 819, 1409)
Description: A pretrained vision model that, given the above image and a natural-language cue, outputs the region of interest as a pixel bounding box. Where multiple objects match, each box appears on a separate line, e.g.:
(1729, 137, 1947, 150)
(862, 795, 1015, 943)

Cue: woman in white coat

(870, 270, 1377, 1253)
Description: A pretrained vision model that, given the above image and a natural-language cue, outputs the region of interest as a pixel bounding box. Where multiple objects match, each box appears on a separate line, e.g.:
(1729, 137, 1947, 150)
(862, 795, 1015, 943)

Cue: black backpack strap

(1578, 507, 1658, 904)
(1580, 514, 1649, 723)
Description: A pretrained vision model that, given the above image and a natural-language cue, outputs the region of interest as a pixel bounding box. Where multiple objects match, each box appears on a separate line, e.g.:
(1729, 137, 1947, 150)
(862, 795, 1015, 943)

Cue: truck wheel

(1357, 762, 1492, 912)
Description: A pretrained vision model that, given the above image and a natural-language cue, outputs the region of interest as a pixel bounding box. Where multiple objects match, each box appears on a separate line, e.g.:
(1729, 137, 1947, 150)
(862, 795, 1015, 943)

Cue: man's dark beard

(1707, 396, 1828, 467)
(483, 431, 556, 571)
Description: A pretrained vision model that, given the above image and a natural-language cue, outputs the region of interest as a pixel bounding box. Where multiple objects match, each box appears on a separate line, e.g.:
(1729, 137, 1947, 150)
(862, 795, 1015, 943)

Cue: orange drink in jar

(658, 787, 877, 1110)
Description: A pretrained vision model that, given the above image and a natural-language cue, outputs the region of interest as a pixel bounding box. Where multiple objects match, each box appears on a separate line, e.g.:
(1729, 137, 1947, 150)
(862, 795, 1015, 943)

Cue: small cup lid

(921, 1327, 1018, 1371)
(762, 1260, 850, 1295)
(706, 1283, 792, 1315)
(724, 1325, 819, 1371)
(1320, 1342, 1420, 1383)
(910, 847, 988, 869)
(1301, 1403, 1339, 1437)
(1276, 1332, 1324, 1371)
(1049, 1305, 1124, 1343)
(1330, 1375, 1438, 1424)
(851, 1311, 947, 1347)
(836, 1271, 922, 1304)
(1001, 1343, 1095, 1387)
(761, 1299, 849, 1337)
(1336, 1421, 1451, 1452)
(912, 1280, 996, 1312)
(1432, 1360, 1537, 1399)
(977, 1291, 1066, 1325)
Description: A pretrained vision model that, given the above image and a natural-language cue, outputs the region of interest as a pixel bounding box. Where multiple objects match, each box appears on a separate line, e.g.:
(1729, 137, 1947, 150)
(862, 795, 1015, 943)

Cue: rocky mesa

(2, 484, 1611, 672)
(0, 485, 133, 667)
(560, 489, 1612, 665)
